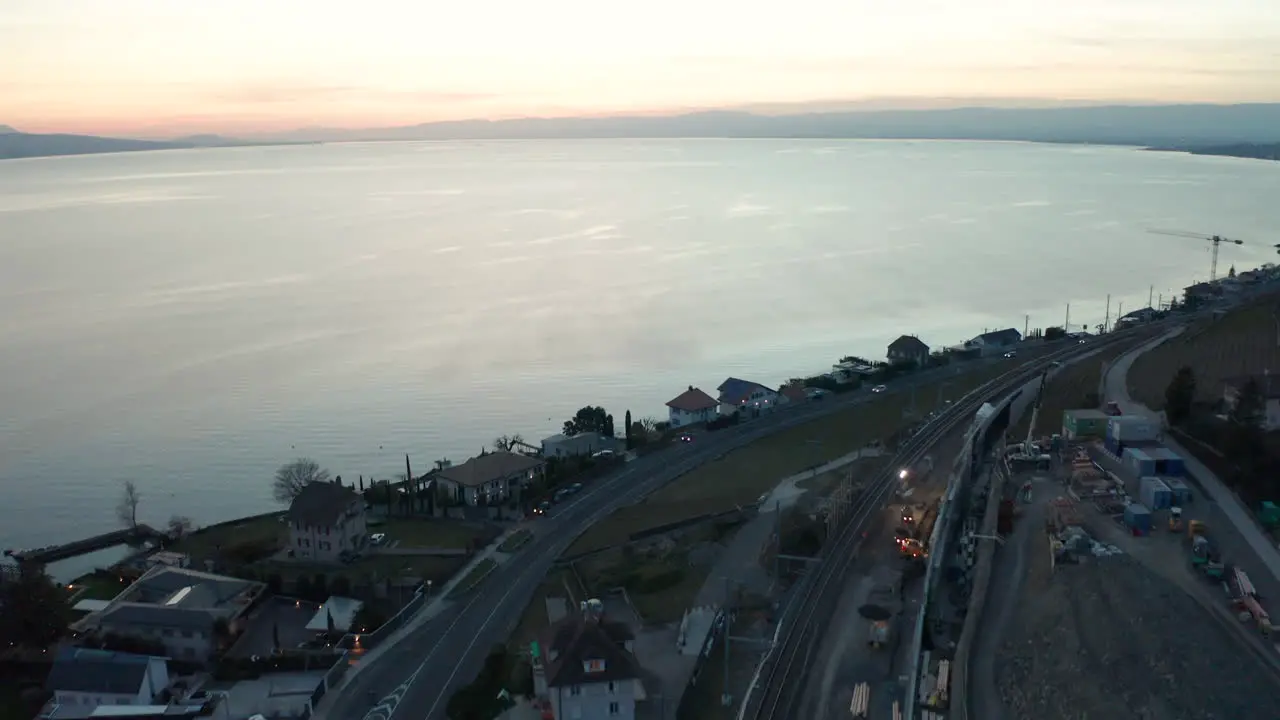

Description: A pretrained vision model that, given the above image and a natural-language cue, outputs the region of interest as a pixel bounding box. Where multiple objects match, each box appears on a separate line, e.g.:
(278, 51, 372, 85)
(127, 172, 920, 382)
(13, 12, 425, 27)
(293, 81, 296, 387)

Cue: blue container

(1147, 448, 1187, 477)
(1125, 448, 1157, 477)
(1124, 502, 1152, 534)
(1104, 435, 1123, 457)
(1163, 477, 1192, 505)
(1139, 476, 1173, 510)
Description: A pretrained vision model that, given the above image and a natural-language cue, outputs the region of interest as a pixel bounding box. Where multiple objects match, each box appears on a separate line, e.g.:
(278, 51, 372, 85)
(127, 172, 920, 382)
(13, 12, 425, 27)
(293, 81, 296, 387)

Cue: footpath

(1102, 327, 1280, 586)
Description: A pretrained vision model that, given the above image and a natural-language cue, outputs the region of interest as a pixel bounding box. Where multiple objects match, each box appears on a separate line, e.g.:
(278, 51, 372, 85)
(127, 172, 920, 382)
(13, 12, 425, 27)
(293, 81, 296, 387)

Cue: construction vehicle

(1009, 370, 1053, 467)
(1149, 228, 1245, 282)
(862, 585, 896, 649)
(1169, 507, 1183, 533)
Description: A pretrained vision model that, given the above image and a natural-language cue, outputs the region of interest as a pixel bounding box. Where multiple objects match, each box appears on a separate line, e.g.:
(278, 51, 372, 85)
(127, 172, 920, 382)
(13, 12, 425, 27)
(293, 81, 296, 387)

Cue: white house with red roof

(665, 386, 719, 428)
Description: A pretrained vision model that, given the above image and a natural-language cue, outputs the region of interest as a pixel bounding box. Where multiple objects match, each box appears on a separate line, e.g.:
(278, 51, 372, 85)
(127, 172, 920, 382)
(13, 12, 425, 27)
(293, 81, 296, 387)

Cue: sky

(3, 0, 1280, 136)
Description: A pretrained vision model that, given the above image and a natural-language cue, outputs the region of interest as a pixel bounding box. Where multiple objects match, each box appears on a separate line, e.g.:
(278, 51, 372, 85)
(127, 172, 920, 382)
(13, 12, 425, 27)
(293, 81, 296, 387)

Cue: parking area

(229, 597, 324, 658)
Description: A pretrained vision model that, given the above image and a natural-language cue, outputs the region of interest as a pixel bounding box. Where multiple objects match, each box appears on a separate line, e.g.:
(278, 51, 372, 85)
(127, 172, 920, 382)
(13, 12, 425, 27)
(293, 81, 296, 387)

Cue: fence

(336, 587, 428, 650)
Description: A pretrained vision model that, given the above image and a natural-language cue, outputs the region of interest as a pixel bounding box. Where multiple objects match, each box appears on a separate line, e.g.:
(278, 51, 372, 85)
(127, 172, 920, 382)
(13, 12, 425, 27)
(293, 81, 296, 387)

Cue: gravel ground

(996, 553, 1280, 720)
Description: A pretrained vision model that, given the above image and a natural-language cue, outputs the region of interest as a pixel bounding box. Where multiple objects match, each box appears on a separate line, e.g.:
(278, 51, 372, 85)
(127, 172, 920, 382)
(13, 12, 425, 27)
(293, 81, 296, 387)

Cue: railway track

(745, 332, 1140, 720)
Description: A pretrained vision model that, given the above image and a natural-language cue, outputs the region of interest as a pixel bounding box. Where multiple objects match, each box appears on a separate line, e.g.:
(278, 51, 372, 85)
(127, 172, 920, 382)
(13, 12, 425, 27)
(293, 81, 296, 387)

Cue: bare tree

(167, 515, 194, 538)
(273, 458, 331, 504)
(492, 434, 525, 452)
(116, 481, 141, 528)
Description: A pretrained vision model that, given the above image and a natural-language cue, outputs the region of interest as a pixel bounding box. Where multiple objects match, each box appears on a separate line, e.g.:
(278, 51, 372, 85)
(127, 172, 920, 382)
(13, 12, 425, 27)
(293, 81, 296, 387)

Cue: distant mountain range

(0, 129, 310, 160)
(5, 103, 1280, 161)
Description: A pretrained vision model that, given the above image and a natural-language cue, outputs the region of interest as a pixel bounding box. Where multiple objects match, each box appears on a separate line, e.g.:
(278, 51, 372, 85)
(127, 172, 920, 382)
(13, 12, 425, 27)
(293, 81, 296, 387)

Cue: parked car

(369, 532, 387, 546)
(871, 385, 887, 393)
(592, 449, 616, 459)
(1003, 350, 1017, 358)
(534, 501, 551, 515)
(568, 482, 584, 494)
(553, 489, 570, 502)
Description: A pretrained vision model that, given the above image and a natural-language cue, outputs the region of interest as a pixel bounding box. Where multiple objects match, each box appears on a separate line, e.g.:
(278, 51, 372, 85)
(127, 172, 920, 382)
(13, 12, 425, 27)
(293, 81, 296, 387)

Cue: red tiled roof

(666, 387, 718, 412)
(780, 385, 807, 402)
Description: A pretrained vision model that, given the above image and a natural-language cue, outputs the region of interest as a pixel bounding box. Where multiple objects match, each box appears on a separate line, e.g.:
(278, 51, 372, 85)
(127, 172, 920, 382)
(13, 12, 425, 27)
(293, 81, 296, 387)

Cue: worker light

(898, 469, 909, 480)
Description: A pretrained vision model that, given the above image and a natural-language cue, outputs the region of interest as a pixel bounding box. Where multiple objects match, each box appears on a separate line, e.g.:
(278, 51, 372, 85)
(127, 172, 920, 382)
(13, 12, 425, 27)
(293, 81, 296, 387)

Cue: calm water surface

(2, 139, 1278, 579)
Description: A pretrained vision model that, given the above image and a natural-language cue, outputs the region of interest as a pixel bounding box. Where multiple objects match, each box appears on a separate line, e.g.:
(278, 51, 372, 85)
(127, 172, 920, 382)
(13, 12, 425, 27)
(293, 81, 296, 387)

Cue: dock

(5, 524, 164, 566)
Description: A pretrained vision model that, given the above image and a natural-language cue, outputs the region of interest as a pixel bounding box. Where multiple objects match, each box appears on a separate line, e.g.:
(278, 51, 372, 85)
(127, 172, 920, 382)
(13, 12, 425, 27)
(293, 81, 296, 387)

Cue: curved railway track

(745, 332, 1140, 720)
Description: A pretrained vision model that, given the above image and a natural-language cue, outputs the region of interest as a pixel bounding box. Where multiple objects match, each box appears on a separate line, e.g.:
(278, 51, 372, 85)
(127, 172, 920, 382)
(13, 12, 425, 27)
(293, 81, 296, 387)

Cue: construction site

(977, 400, 1280, 720)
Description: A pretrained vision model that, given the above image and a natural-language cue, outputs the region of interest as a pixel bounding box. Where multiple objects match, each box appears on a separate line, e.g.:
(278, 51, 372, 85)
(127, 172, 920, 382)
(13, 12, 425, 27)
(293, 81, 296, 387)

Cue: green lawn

(169, 513, 286, 563)
(448, 559, 498, 599)
(68, 573, 131, 602)
(498, 529, 533, 553)
(381, 518, 485, 549)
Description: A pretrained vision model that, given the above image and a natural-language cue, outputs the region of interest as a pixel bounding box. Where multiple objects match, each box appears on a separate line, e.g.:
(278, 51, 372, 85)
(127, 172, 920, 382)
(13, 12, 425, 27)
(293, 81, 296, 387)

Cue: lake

(2, 139, 1277, 580)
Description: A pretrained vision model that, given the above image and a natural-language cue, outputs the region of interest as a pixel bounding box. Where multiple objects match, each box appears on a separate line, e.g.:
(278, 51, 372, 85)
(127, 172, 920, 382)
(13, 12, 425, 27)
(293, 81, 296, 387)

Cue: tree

(167, 515, 194, 538)
(492, 434, 524, 452)
(0, 568, 70, 649)
(1044, 326, 1066, 341)
(116, 480, 141, 528)
(1164, 366, 1197, 426)
(624, 410, 632, 449)
(562, 406, 608, 436)
(1229, 378, 1265, 428)
(273, 458, 331, 504)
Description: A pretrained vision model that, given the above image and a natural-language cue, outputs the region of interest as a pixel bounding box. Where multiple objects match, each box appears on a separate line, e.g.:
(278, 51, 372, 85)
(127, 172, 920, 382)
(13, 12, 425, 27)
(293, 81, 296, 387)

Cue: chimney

(688, 385, 693, 391)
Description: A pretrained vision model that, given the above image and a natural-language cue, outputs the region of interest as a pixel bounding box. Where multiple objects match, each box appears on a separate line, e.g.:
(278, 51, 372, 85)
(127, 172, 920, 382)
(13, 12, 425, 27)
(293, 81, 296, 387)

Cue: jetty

(5, 524, 164, 566)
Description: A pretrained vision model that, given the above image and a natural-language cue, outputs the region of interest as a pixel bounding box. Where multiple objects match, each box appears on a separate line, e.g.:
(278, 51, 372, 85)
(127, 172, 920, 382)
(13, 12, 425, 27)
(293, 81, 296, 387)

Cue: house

(716, 377, 779, 417)
(778, 384, 808, 405)
(533, 603, 641, 720)
(664, 386, 719, 428)
(1223, 374, 1280, 430)
(830, 360, 876, 385)
(287, 480, 368, 563)
(76, 566, 264, 663)
(966, 328, 1022, 356)
(436, 451, 546, 506)
(541, 431, 624, 458)
(42, 649, 169, 719)
(886, 335, 930, 366)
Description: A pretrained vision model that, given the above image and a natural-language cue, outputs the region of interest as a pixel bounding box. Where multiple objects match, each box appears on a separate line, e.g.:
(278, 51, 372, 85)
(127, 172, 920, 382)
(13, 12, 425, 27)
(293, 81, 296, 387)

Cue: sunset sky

(4, 0, 1280, 136)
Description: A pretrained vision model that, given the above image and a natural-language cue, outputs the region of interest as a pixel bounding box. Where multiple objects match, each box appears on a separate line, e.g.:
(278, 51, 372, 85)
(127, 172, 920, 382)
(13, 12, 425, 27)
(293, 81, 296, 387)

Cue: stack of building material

(1124, 502, 1152, 535)
(850, 682, 870, 718)
(1048, 497, 1083, 532)
(1139, 477, 1173, 510)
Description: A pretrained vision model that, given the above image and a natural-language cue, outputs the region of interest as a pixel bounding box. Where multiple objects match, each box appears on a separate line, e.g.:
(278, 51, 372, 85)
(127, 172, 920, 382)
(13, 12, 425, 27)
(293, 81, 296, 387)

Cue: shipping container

(1104, 435, 1124, 457)
(1139, 476, 1173, 510)
(1125, 448, 1157, 477)
(1108, 416, 1159, 444)
(1144, 447, 1186, 476)
(1063, 409, 1110, 439)
(1124, 503, 1152, 534)
(1163, 477, 1193, 505)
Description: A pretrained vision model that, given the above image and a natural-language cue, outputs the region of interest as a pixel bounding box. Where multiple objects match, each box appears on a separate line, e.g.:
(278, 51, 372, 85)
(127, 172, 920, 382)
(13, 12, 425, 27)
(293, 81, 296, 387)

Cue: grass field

(567, 351, 1049, 555)
(380, 517, 488, 549)
(168, 513, 285, 564)
(1129, 295, 1280, 409)
(1009, 332, 1158, 439)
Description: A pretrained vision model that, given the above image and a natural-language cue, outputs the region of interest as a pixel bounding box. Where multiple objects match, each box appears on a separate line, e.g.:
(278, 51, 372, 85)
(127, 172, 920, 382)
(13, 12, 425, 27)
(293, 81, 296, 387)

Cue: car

(553, 489, 570, 502)
(1050, 360, 1062, 367)
(568, 482, 584, 494)
(533, 501, 551, 515)
(871, 385, 887, 393)
(592, 449, 617, 459)
(1003, 350, 1017, 358)
(678, 433, 694, 443)
(1078, 338, 1087, 344)
(369, 532, 387, 546)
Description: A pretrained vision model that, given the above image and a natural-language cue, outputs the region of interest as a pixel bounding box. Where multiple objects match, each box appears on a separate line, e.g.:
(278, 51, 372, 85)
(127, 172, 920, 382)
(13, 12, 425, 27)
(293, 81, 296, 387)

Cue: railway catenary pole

(743, 328, 1148, 720)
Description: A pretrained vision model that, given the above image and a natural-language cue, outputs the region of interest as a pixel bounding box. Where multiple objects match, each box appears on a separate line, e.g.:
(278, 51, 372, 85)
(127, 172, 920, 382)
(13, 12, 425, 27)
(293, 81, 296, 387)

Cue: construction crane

(1007, 368, 1050, 463)
(1149, 229, 1244, 282)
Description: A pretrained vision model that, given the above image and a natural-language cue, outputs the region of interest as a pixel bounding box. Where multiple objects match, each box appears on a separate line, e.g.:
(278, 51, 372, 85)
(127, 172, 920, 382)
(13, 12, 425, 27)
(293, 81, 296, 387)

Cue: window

(609, 701, 620, 716)
(607, 682, 616, 694)
(569, 685, 581, 697)
(583, 658, 606, 673)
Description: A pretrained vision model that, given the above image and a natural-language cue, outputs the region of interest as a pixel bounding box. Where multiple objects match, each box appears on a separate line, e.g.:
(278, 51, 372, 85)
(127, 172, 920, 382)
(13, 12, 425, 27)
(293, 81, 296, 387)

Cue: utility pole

(1064, 303, 1070, 332)
(1117, 301, 1124, 325)
(1148, 285, 1154, 309)
(1024, 314, 1029, 338)
(1104, 294, 1111, 333)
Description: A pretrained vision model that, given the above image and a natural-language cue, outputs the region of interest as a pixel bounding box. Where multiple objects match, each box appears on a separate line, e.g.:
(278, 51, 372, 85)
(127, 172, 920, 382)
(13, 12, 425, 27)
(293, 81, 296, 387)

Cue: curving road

(318, 351, 1052, 720)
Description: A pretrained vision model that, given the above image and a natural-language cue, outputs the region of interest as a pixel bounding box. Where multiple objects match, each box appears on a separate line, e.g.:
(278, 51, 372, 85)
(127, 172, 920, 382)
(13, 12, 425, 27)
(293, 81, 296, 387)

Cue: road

(321, 349, 1047, 720)
(744, 329, 1144, 720)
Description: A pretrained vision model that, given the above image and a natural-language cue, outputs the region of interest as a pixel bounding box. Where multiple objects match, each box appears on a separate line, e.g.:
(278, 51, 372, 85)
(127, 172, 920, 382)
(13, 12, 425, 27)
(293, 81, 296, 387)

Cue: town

(3, 266, 1280, 720)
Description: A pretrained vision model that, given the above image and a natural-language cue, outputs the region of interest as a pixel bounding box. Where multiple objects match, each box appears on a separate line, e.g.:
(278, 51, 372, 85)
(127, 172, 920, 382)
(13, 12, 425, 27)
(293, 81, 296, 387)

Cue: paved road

(321, 351, 1046, 720)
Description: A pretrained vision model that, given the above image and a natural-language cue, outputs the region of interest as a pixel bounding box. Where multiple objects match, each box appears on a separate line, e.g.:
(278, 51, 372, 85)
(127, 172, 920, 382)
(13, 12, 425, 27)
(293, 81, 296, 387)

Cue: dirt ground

(569, 352, 1049, 555)
(1009, 332, 1158, 440)
(996, 545, 1280, 720)
(1129, 294, 1280, 409)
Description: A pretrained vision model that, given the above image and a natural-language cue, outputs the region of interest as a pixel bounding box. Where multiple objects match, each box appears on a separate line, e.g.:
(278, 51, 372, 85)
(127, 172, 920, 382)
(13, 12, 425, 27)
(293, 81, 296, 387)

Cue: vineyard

(1129, 295, 1280, 409)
